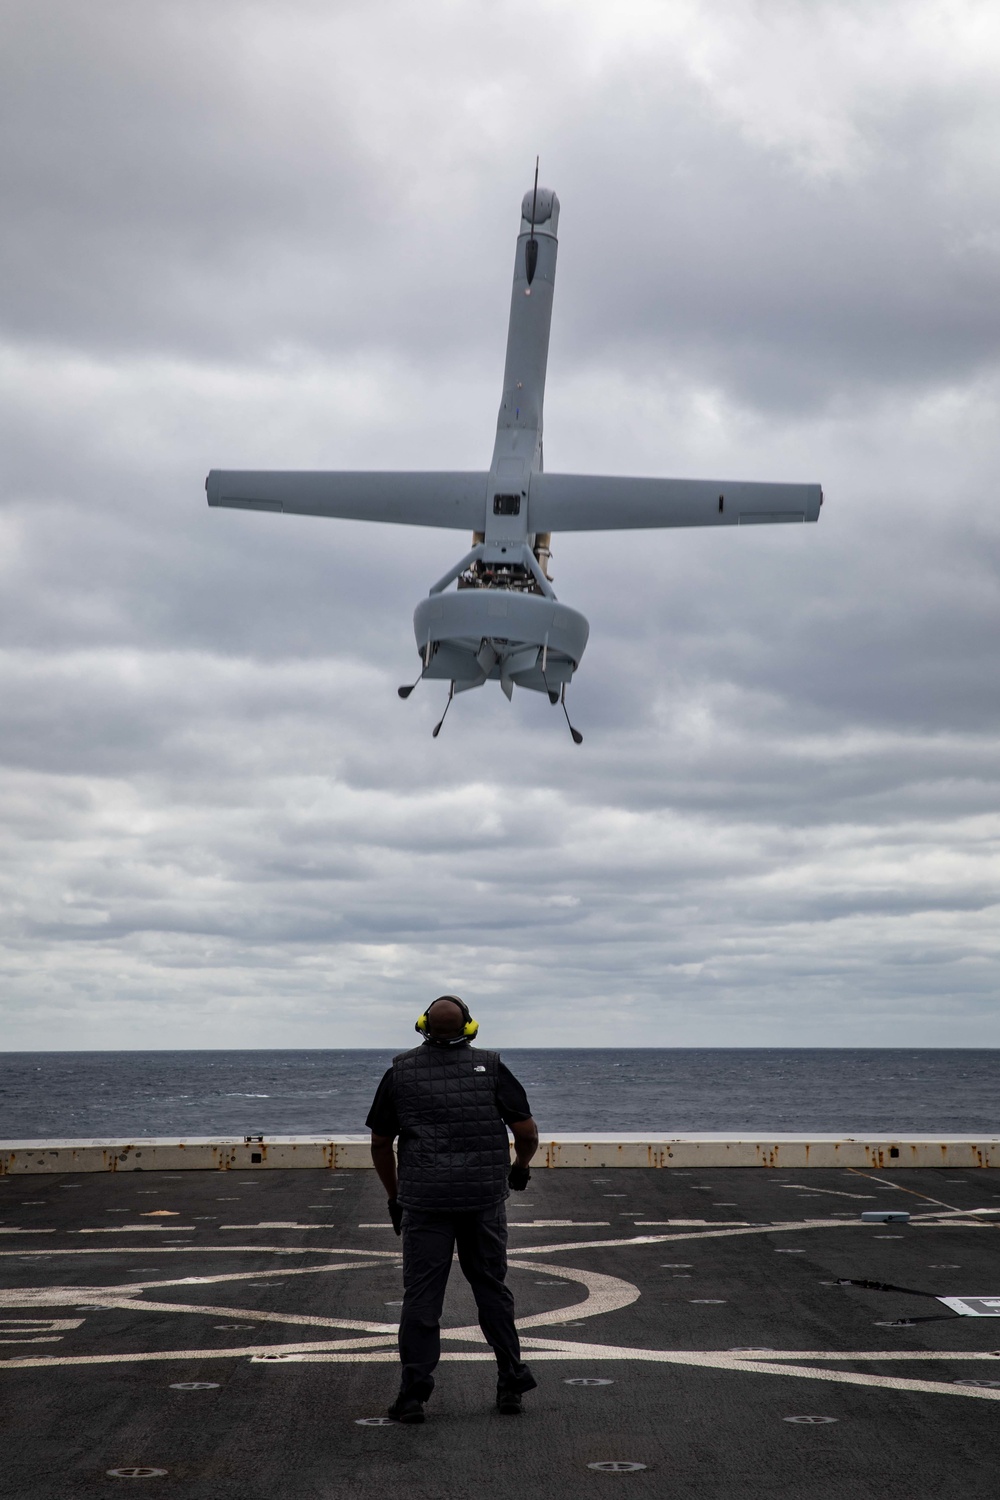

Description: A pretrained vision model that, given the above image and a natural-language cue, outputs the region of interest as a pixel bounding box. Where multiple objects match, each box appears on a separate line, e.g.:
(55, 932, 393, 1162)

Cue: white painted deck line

(2, 1135, 1000, 1172)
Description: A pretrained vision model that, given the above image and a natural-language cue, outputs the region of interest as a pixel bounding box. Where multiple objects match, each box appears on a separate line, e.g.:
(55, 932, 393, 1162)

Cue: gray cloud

(1, 0, 998, 1050)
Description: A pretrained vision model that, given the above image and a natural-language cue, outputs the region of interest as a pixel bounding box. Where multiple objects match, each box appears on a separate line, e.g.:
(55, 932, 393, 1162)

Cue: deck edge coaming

(2, 1136, 999, 1172)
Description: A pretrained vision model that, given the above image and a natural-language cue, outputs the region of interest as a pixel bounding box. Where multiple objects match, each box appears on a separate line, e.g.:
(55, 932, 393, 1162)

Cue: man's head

(415, 995, 479, 1046)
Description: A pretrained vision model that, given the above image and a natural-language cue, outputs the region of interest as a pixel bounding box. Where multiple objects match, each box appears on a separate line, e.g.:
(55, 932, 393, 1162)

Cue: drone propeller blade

(476, 642, 499, 675)
(454, 671, 487, 694)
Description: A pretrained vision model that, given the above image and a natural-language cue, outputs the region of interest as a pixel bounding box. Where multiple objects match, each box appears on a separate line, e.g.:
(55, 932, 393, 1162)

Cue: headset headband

(415, 995, 479, 1045)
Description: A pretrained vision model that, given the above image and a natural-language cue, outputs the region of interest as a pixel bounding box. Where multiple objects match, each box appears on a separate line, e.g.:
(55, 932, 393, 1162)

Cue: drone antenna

(432, 682, 455, 739)
(400, 638, 435, 697)
(560, 683, 583, 745)
(525, 156, 540, 286)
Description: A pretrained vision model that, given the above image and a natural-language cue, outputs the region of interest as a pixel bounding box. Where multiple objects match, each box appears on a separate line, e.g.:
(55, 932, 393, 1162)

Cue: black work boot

(496, 1365, 536, 1414)
(388, 1390, 426, 1423)
(496, 1385, 523, 1415)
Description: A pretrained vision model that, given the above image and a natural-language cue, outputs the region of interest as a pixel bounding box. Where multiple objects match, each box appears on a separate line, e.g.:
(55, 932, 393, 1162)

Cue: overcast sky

(2, 0, 998, 1050)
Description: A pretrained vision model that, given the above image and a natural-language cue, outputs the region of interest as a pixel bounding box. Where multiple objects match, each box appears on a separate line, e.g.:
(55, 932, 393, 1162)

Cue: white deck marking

(510, 1338, 1000, 1400)
(1, 1208, 980, 1268)
(77, 1227, 197, 1234)
(0, 1318, 83, 1331)
(0, 1337, 65, 1345)
(510, 1221, 611, 1228)
(218, 1223, 331, 1230)
(357, 1220, 614, 1230)
(0, 1259, 393, 1308)
(7, 1339, 1000, 1404)
(0, 1245, 402, 1260)
(845, 1169, 964, 1215)
(911, 1209, 994, 1224)
(723, 1349, 1000, 1362)
(0, 1342, 406, 1368)
(0, 1255, 636, 1335)
(0, 1316, 85, 1346)
(507, 1260, 638, 1330)
(780, 1186, 875, 1200)
(510, 1218, 849, 1254)
(3, 1211, 1000, 1403)
(11, 1296, 399, 1335)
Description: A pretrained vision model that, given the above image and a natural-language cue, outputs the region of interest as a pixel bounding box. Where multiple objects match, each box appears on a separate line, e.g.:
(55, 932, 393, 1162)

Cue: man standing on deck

(366, 995, 540, 1423)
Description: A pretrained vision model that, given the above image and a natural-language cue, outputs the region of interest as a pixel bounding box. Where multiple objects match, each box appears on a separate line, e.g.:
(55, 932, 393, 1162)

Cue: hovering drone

(207, 169, 822, 743)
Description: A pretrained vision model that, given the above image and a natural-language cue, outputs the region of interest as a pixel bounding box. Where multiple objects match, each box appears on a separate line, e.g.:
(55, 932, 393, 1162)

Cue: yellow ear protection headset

(415, 994, 480, 1046)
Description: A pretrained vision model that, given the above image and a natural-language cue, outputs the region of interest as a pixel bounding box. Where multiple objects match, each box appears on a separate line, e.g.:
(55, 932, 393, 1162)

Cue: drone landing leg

(542, 668, 583, 744)
(560, 683, 583, 746)
(432, 683, 455, 739)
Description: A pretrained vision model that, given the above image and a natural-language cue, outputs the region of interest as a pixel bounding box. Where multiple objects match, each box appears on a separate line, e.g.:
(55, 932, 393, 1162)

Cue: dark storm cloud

(1, 0, 998, 1048)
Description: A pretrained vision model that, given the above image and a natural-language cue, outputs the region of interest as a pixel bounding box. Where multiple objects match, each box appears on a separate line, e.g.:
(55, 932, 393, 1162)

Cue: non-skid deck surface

(3, 1166, 1000, 1498)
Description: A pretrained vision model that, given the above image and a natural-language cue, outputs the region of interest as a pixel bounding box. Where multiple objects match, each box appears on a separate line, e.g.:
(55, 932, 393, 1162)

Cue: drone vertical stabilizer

(476, 182, 561, 575)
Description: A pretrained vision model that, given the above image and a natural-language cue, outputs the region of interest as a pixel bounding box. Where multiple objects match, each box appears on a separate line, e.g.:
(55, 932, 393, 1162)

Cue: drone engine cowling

(413, 589, 588, 695)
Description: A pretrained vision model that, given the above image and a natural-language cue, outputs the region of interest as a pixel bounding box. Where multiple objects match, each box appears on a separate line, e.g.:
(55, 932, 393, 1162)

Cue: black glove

(387, 1196, 403, 1235)
(508, 1163, 531, 1191)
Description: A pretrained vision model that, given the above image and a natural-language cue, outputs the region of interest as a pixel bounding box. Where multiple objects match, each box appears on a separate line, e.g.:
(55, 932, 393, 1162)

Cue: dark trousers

(398, 1200, 527, 1396)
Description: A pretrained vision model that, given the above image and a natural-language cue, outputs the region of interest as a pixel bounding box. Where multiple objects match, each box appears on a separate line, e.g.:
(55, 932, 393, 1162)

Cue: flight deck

(2, 1148, 1000, 1498)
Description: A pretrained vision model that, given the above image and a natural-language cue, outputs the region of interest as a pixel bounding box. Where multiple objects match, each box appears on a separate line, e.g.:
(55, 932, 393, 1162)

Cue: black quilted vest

(392, 1042, 511, 1211)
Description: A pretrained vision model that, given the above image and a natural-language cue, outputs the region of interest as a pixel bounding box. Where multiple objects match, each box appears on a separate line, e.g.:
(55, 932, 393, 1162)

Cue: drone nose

(520, 188, 560, 237)
(521, 186, 556, 224)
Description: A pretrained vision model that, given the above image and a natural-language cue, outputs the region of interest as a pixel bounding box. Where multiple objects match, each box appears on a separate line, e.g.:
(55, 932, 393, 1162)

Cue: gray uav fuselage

(207, 186, 822, 738)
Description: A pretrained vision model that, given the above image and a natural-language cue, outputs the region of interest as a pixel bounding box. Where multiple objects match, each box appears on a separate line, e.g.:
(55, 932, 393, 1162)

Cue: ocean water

(0, 1049, 997, 1139)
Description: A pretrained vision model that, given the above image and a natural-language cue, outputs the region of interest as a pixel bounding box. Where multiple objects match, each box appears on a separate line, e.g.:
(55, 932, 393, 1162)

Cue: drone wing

(206, 470, 489, 530)
(528, 474, 822, 530)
